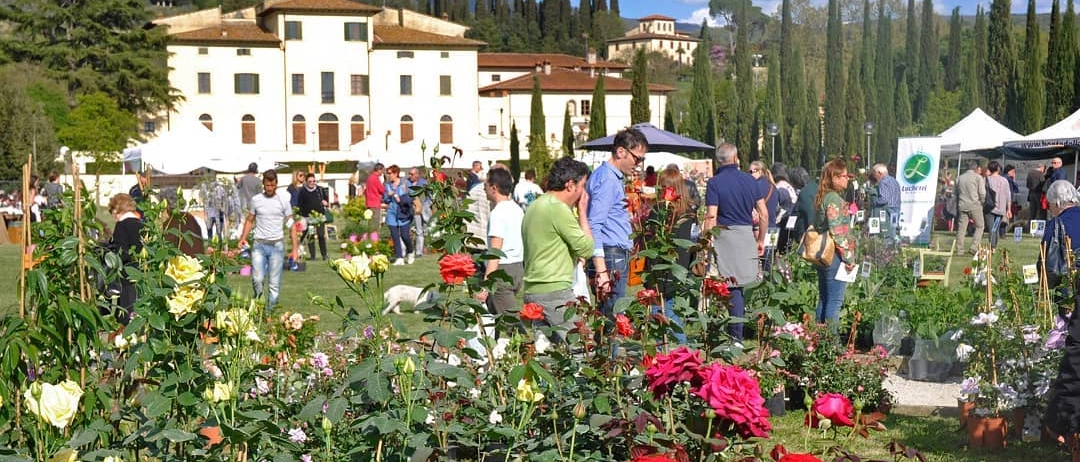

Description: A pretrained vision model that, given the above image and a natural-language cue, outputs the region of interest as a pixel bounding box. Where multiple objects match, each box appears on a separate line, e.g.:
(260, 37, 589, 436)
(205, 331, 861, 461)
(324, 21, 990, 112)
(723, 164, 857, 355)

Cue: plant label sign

(878, 210, 887, 222)
(765, 227, 780, 248)
(856, 210, 865, 222)
(913, 259, 922, 278)
(1031, 220, 1046, 237)
(868, 217, 881, 234)
(1015, 227, 1022, 242)
(785, 216, 798, 229)
(861, 261, 872, 278)
(1022, 264, 1039, 284)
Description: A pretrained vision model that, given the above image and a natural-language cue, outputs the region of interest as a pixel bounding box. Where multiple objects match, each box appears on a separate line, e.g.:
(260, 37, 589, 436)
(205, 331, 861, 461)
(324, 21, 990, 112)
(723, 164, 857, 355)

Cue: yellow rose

(363, 209, 374, 220)
(350, 256, 372, 284)
(103, 456, 124, 462)
(395, 356, 416, 375)
(165, 255, 205, 285)
(49, 449, 77, 462)
(369, 254, 390, 274)
(331, 258, 358, 282)
(514, 378, 544, 403)
(167, 285, 206, 320)
(203, 381, 234, 403)
(25, 380, 84, 430)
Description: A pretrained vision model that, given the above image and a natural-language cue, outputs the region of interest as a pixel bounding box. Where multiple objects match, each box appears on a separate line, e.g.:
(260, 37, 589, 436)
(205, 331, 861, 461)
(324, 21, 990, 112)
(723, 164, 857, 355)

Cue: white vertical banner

(895, 137, 942, 244)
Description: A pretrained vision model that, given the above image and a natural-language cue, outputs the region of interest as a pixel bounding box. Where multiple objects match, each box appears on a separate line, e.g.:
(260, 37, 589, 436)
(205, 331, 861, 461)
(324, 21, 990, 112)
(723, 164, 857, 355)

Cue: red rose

(615, 314, 635, 337)
(645, 346, 704, 399)
(805, 393, 855, 428)
(519, 302, 545, 321)
(963, 266, 972, 275)
(637, 289, 660, 306)
(630, 453, 678, 462)
(692, 363, 772, 439)
(661, 186, 679, 203)
(439, 253, 476, 284)
(779, 454, 823, 462)
(703, 279, 730, 298)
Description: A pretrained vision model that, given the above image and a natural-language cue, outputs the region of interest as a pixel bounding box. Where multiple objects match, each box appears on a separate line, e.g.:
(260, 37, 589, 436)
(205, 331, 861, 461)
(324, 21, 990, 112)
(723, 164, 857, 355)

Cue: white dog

(382, 285, 436, 315)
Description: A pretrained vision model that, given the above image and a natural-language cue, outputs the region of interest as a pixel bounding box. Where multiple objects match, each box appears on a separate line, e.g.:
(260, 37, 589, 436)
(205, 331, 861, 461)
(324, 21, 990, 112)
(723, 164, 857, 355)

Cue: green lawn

(768, 410, 1067, 461)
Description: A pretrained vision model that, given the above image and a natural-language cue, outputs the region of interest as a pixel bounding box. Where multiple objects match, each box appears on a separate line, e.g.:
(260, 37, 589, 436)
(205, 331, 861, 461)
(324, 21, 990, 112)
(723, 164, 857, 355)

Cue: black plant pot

(899, 336, 915, 357)
(766, 390, 786, 416)
(786, 386, 807, 411)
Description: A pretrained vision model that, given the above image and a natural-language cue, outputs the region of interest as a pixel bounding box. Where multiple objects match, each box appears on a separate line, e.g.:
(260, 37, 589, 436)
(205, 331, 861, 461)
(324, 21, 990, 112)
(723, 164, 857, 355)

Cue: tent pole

(957, 153, 963, 179)
(1075, 151, 1078, 184)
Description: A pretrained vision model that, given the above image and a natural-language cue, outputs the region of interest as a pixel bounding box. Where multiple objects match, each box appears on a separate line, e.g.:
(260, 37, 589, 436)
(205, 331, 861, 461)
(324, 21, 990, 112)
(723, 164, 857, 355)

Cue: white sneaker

(393, 258, 405, 266)
(406, 253, 415, 265)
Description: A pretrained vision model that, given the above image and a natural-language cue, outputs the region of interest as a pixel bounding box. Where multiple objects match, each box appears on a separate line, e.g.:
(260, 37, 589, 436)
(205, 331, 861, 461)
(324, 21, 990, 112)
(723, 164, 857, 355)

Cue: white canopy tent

(123, 124, 276, 174)
(1010, 107, 1080, 147)
(937, 108, 1023, 154)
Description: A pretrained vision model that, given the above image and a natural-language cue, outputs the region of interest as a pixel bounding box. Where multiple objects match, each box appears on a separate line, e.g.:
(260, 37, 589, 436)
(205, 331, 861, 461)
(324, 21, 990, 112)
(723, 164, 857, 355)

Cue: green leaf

(176, 391, 198, 407)
(161, 429, 196, 443)
(143, 394, 171, 419)
(326, 397, 347, 423)
(298, 395, 326, 420)
(592, 395, 611, 414)
(366, 373, 391, 402)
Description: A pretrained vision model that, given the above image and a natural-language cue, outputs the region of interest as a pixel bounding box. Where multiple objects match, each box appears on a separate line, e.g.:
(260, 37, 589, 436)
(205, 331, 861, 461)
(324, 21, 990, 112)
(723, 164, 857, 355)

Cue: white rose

(24, 380, 84, 430)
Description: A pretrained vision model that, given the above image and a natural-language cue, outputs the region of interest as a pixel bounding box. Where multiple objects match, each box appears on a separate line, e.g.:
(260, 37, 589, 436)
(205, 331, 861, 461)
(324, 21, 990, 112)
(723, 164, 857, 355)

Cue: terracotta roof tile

(640, 14, 676, 21)
(372, 25, 484, 48)
(170, 23, 281, 46)
(608, 32, 700, 43)
(478, 52, 629, 70)
(478, 68, 674, 94)
(259, 0, 382, 16)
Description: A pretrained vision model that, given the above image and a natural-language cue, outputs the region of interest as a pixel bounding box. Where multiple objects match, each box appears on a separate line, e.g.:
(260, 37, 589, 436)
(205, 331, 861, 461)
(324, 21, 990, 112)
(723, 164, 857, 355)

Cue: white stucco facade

(606, 15, 699, 66)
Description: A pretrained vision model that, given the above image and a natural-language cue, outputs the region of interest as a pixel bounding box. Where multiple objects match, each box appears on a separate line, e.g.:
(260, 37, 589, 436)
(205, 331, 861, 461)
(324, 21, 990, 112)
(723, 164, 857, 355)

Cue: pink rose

(644, 346, 704, 399)
(805, 393, 854, 428)
(692, 363, 771, 438)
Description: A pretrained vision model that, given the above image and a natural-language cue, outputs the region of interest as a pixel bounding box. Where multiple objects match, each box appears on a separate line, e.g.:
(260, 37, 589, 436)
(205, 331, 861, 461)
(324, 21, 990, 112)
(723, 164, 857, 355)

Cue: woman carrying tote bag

(812, 159, 858, 326)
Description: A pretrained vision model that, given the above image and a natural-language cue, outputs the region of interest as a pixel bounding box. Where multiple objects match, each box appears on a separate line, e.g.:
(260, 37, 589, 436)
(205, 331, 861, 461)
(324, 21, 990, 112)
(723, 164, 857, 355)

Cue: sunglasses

(623, 147, 645, 165)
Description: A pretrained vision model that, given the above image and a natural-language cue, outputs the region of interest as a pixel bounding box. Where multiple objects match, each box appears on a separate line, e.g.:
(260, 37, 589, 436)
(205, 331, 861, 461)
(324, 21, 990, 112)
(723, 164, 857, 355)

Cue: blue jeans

(989, 213, 1003, 249)
(728, 287, 745, 341)
(653, 298, 687, 344)
(389, 224, 414, 259)
(592, 246, 630, 318)
(251, 240, 284, 310)
(815, 256, 848, 325)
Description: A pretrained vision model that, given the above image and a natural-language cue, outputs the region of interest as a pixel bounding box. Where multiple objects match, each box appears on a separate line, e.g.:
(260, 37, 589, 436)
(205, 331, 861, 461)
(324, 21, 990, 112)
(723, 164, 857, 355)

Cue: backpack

(395, 186, 414, 221)
(44, 182, 63, 208)
(983, 179, 997, 213)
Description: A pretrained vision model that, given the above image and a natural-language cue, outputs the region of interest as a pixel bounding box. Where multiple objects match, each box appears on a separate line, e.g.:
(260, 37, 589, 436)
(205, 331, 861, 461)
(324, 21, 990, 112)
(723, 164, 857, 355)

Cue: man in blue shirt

(586, 128, 647, 317)
(870, 163, 901, 243)
(702, 143, 767, 344)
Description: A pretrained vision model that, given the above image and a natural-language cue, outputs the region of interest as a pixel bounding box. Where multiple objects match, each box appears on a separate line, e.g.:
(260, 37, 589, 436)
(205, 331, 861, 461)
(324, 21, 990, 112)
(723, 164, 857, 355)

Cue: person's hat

(247, 162, 258, 173)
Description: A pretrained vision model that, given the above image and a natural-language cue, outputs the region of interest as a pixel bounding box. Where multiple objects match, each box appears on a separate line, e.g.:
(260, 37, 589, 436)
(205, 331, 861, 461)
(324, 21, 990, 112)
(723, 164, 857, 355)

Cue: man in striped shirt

(871, 164, 901, 243)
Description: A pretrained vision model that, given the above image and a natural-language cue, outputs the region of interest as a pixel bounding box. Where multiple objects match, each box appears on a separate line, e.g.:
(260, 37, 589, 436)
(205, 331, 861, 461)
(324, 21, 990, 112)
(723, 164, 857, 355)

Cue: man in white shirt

(478, 168, 524, 315)
(238, 170, 300, 311)
(513, 169, 544, 209)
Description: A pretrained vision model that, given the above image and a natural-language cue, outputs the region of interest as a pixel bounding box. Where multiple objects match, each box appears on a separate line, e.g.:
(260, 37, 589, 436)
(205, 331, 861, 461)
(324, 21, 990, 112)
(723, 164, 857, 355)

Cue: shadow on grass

(768, 411, 1068, 462)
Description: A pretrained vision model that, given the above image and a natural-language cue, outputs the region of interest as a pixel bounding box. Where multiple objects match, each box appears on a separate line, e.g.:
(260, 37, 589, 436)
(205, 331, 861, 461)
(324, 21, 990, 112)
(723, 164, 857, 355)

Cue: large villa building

(605, 14, 700, 66)
(149, 0, 673, 167)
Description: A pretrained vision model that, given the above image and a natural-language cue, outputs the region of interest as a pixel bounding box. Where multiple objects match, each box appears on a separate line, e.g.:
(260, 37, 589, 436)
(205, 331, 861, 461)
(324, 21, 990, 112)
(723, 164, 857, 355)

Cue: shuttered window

(400, 115, 413, 143)
(350, 115, 366, 144)
(292, 115, 306, 145)
(439, 115, 453, 144)
(241, 114, 256, 144)
(318, 113, 338, 151)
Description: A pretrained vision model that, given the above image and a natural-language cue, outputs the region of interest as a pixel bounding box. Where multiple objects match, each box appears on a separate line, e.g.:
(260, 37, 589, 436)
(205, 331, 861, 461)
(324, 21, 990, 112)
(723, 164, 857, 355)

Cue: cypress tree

(528, 75, 547, 159)
(803, 78, 822, 170)
(974, 5, 989, 111)
(664, 106, 676, 132)
(610, 0, 619, 15)
(1021, 0, 1046, 133)
(874, 4, 895, 165)
(896, 73, 913, 136)
(961, 42, 982, 113)
(734, 0, 754, 157)
(845, 52, 866, 163)
(780, 0, 798, 157)
(986, 0, 1017, 124)
(562, 106, 574, 154)
(687, 20, 716, 144)
(824, 0, 845, 156)
(916, 0, 939, 122)
(630, 48, 650, 124)
(860, 0, 875, 158)
(594, 0, 606, 11)
(577, 2, 593, 52)
(510, 121, 521, 180)
(589, 74, 607, 139)
(1046, 0, 1063, 121)
(945, 7, 962, 92)
(904, 0, 919, 91)
(540, 0, 560, 50)
(1067, 0, 1080, 113)
(788, 46, 809, 165)
(763, 46, 784, 164)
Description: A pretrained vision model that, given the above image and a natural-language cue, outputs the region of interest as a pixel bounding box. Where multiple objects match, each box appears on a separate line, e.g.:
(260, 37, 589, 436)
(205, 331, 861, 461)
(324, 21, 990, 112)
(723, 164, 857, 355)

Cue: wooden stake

(19, 156, 29, 319)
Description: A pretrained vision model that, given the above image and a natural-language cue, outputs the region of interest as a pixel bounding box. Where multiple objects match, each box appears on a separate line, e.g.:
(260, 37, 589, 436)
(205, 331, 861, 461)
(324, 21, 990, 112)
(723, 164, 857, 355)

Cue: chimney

(543, 61, 551, 75)
(398, 7, 404, 26)
(589, 67, 595, 78)
(586, 49, 597, 64)
(535, 62, 542, 72)
(221, 28, 228, 37)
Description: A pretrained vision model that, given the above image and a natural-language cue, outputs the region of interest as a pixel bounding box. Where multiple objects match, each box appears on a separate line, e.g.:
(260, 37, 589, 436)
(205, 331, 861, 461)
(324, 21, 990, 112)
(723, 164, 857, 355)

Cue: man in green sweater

(522, 157, 594, 342)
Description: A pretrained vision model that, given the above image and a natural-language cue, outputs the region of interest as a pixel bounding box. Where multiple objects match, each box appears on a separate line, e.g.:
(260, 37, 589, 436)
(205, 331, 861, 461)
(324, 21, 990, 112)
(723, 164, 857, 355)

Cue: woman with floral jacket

(812, 159, 857, 325)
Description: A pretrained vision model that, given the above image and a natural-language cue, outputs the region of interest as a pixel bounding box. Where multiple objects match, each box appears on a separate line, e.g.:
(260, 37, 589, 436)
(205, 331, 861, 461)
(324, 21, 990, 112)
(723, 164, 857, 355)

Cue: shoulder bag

(799, 224, 836, 267)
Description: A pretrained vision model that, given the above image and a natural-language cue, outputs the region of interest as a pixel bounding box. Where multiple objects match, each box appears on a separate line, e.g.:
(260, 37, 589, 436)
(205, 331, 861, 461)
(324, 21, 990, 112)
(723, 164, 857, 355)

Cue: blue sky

(616, 1, 1056, 26)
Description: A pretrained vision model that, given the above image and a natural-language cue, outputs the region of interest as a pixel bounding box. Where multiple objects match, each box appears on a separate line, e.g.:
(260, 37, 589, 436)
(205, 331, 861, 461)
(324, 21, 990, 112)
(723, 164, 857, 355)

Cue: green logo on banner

(902, 152, 933, 184)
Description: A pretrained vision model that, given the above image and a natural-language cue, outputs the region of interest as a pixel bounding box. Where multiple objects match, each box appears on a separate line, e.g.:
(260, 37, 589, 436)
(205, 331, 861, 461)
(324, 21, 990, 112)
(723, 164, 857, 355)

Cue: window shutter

(319, 122, 338, 151)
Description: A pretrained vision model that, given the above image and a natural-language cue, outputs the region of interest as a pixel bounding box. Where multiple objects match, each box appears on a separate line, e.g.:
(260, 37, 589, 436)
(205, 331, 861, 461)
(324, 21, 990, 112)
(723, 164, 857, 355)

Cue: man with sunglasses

(586, 127, 648, 318)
